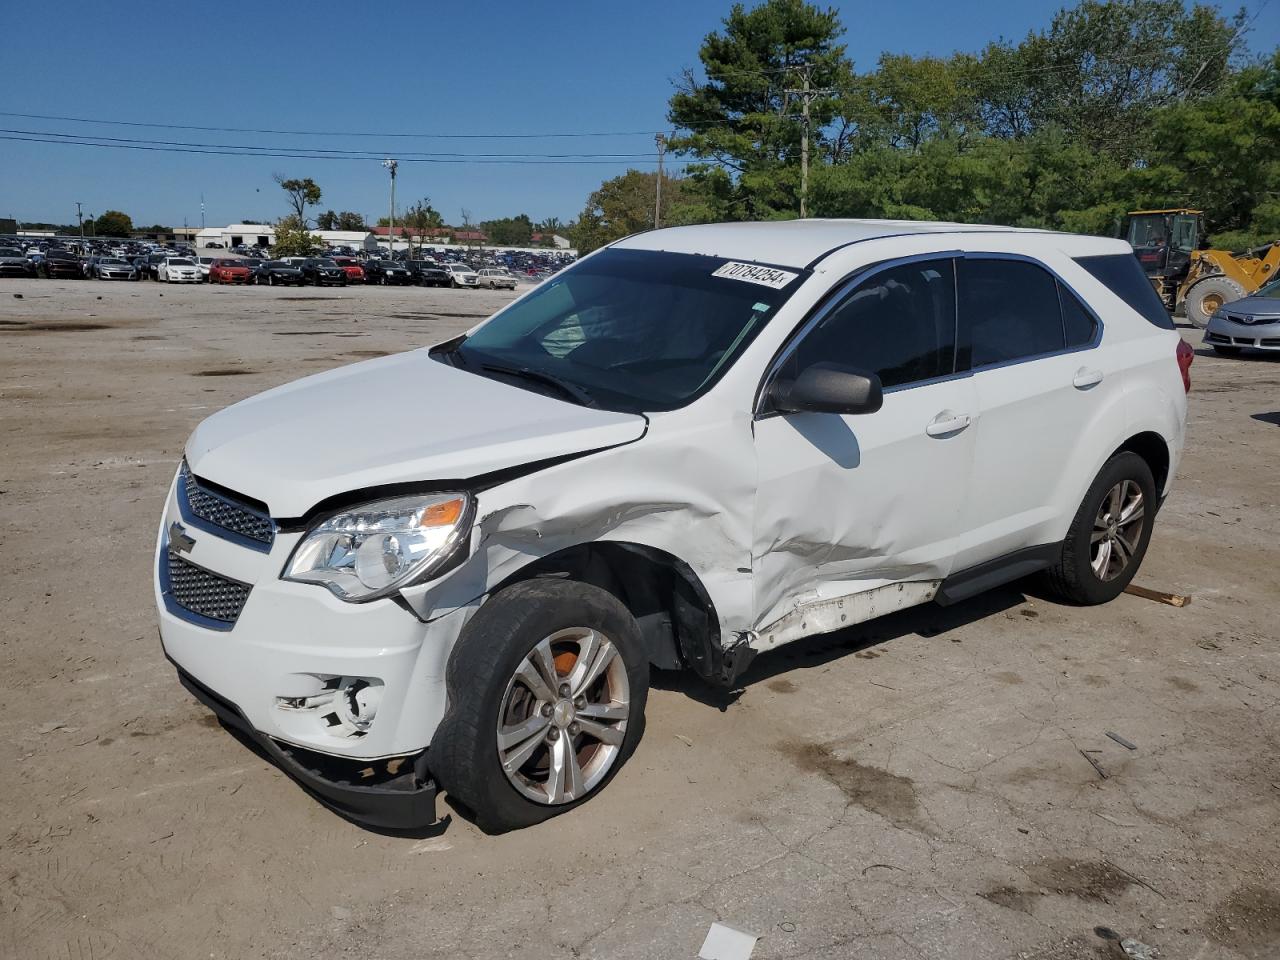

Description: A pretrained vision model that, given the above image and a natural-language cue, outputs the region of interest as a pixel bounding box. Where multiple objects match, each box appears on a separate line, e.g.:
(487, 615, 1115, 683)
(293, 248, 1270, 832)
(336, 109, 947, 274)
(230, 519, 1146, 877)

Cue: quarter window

(782, 259, 957, 390)
(958, 258, 1066, 368)
(1060, 284, 1097, 347)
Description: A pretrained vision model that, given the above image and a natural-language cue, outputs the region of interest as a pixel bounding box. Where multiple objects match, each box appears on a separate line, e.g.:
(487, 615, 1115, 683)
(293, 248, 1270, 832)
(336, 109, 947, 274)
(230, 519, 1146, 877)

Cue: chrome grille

(180, 461, 274, 547)
(165, 551, 251, 624)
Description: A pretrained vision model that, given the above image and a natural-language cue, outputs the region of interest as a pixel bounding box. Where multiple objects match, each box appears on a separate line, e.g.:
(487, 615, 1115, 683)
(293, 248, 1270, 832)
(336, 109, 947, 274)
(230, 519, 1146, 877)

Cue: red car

(332, 257, 366, 283)
(209, 259, 252, 284)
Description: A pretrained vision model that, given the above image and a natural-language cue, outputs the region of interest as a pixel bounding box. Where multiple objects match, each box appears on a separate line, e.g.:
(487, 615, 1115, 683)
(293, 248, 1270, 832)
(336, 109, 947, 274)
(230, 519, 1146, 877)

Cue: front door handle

(1073, 367, 1104, 389)
(926, 411, 972, 437)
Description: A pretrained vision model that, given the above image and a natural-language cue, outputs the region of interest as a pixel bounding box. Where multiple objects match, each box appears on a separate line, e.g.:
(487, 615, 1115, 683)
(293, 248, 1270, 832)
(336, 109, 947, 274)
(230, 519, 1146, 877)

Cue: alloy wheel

(1091, 479, 1145, 581)
(496, 627, 630, 805)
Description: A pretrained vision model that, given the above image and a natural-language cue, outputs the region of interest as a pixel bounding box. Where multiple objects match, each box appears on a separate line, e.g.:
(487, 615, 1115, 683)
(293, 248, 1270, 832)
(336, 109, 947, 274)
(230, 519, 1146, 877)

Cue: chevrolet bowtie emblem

(169, 521, 196, 555)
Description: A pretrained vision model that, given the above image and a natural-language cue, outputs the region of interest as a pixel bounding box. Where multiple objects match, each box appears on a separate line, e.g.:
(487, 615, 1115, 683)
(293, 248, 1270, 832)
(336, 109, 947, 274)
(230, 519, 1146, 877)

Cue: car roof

(612, 218, 1121, 269)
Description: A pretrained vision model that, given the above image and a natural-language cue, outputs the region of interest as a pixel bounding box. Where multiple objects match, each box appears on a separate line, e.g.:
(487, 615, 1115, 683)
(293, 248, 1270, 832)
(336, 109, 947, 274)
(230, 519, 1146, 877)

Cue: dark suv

(363, 259, 414, 285)
(407, 260, 451, 287)
(300, 258, 348, 287)
(41, 252, 83, 279)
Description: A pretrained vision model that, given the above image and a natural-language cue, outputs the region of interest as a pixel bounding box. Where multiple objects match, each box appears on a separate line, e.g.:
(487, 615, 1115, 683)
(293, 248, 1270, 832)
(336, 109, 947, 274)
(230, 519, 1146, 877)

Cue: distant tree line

(573, 0, 1280, 253)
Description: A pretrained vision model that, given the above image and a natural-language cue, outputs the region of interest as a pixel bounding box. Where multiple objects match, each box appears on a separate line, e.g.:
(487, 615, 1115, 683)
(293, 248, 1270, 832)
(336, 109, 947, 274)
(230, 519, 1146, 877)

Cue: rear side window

(1074, 254, 1175, 329)
(1060, 285, 1098, 347)
(785, 258, 957, 389)
(959, 258, 1064, 368)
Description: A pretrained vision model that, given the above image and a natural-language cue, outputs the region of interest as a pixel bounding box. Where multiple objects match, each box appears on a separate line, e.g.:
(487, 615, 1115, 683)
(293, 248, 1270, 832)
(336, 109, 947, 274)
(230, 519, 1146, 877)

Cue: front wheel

(431, 579, 648, 833)
(1041, 451, 1157, 605)
(1184, 276, 1246, 329)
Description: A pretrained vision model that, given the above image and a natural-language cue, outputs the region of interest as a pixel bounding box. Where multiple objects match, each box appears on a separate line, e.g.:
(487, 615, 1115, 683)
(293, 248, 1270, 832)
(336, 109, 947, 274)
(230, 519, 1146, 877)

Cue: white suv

(155, 220, 1191, 832)
(443, 263, 480, 288)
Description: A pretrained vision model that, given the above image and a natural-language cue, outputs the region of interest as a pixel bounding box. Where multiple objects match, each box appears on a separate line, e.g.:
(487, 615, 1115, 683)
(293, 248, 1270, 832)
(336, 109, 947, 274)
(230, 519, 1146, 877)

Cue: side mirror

(770, 362, 883, 416)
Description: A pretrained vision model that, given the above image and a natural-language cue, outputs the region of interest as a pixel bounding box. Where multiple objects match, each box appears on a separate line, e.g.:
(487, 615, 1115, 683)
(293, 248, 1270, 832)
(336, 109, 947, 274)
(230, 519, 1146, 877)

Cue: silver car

(1204, 277, 1280, 356)
(477, 268, 517, 290)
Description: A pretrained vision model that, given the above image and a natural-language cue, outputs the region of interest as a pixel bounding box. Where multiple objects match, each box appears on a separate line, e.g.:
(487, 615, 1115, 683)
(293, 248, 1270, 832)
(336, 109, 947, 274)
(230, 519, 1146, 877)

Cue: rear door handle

(1073, 367, 1104, 389)
(926, 411, 972, 437)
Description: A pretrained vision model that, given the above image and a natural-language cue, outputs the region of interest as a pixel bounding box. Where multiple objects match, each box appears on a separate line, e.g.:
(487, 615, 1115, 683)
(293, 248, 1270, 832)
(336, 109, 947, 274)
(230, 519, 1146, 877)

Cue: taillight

(1176, 338, 1194, 393)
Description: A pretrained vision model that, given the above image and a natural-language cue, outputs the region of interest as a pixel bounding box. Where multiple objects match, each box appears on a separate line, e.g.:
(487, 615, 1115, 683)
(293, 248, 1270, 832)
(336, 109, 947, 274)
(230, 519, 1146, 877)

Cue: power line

(0, 110, 720, 138)
(0, 133, 678, 165)
(0, 127, 658, 160)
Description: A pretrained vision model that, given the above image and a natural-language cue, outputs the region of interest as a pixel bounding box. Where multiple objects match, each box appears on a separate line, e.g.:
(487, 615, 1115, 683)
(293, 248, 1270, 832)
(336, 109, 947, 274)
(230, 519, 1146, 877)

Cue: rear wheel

(1184, 276, 1246, 329)
(1042, 451, 1156, 605)
(431, 579, 647, 833)
(1212, 344, 1243, 357)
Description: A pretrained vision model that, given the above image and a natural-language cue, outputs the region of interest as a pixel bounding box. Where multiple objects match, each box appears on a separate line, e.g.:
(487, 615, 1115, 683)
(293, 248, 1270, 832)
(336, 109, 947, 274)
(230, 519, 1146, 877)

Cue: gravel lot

(1, 279, 1278, 960)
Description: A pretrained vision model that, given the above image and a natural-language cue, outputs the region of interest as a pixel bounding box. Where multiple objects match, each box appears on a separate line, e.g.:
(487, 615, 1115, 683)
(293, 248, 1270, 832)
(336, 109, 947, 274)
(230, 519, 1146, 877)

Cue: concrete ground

(1, 279, 1277, 960)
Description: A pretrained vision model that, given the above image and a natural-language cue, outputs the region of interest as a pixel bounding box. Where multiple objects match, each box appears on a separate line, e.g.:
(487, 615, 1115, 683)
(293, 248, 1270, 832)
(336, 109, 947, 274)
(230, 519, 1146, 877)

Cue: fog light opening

(336, 676, 383, 734)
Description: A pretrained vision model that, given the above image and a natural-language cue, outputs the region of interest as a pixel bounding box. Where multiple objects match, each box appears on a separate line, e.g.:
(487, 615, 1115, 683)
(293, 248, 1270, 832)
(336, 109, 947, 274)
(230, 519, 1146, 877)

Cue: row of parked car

(157, 256, 521, 288)
(0, 246, 524, 289)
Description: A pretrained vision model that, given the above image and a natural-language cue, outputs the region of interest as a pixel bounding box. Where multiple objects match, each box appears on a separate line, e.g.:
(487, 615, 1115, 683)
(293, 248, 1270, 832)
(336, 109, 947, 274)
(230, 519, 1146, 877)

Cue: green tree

(272, 215, 323, 257)
(573, 170, 706, 253)
(274, 175, 323, 225)
(481, 214, 534, 246)
(94, 210, 134, 237)
(668, 0, 852, 218)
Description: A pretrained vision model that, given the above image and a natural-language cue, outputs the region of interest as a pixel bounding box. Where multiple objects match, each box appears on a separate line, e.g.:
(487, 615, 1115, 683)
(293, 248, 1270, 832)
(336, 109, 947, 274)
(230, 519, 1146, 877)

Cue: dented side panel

(400, 410, 761, 644)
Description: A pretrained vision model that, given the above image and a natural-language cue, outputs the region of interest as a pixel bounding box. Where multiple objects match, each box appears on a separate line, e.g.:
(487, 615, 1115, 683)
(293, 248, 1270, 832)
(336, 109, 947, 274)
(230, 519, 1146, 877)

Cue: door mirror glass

(770, 362, 883, 416)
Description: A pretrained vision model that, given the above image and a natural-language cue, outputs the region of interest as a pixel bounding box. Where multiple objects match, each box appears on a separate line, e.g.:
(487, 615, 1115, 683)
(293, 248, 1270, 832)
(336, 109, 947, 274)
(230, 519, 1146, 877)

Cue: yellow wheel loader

(1123, 209, 1280, 328)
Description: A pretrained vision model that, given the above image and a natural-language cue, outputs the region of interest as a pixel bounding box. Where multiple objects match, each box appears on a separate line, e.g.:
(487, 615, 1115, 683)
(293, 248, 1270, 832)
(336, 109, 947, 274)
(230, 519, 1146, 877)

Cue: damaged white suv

(156, 220, 1191, 832)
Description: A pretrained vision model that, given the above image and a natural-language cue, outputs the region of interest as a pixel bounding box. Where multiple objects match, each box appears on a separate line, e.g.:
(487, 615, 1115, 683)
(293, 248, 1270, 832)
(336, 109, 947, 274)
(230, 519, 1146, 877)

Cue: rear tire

(1212, 344, 1243, 357)
(431, 579, 648, 834)
(1184, 276, 1246, 329)
(1042, 451, 1157, 605)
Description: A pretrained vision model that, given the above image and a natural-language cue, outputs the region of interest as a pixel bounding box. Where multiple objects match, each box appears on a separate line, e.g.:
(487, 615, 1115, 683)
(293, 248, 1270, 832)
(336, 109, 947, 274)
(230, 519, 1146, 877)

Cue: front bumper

(1205, 314, 1280, 350)
(154, 468, 472, 825)
(173, 660, 439, 829)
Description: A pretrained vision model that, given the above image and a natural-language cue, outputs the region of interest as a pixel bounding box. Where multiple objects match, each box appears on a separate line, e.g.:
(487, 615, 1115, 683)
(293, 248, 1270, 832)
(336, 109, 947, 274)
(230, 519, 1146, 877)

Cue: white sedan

(158, 257, 202, 283)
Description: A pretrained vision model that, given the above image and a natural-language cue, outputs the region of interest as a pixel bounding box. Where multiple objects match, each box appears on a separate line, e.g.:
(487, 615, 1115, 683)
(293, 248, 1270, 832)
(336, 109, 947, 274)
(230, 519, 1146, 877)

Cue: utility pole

(785, 64, 835, 220)
(200, 193, 206, 229)
(382, 159, 398, 257)
(654, 133, 667, 229)
(76, 202, 84, 243)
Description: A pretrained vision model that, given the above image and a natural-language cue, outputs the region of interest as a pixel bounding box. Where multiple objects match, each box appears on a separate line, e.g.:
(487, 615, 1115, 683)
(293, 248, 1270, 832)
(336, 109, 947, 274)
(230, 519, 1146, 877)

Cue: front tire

(1042, 451, 1156, 605)
(1184, 276, 1246, 329)
(431, 579, 648, 833)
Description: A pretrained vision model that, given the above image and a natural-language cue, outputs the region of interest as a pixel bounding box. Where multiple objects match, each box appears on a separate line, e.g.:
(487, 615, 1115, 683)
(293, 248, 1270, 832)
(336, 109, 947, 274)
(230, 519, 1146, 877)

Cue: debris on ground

(1106, 731, 1138, 750)
(1080, 749, 1109, 779)
(674, 734, 694, 747)
(699, 921, 759, 960)
(1124, 584, 1192, 607)
(1119, 937, 1158, 958)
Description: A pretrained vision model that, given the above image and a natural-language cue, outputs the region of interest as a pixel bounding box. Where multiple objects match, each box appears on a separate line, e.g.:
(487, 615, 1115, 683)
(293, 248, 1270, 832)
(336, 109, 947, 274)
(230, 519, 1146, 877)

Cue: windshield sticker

(712, 261, 799, 289)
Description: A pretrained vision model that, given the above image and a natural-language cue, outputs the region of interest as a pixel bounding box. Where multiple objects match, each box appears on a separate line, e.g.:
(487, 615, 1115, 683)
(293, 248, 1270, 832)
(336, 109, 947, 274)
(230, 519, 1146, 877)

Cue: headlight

(282, 493, 471, 602)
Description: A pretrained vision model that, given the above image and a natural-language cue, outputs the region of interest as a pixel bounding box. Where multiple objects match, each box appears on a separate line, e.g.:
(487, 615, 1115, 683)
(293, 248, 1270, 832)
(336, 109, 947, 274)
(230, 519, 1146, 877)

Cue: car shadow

(652, 582, 1029, 710)
(1252, 411, 1280, 426)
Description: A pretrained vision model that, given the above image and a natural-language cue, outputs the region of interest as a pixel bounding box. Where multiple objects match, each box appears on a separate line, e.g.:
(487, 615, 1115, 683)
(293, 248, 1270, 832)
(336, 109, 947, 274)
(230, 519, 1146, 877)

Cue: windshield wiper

(479, 362, 597, 408)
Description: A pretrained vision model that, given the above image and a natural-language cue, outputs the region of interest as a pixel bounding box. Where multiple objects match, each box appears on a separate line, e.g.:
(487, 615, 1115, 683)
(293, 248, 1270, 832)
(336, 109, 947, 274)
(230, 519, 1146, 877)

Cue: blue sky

(2, 0, 1275, 229)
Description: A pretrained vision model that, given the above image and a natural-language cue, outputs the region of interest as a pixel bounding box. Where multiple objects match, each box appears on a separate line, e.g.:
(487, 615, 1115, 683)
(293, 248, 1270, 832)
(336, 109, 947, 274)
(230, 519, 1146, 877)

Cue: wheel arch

(1114, 430, 1171, 498)
(490, 541, 722, 679)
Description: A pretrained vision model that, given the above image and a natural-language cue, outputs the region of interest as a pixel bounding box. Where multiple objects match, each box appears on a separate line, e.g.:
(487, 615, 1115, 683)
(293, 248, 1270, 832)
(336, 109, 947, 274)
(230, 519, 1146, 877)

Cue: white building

(196, 224, 276, 249)
(194, 224, 377, 252)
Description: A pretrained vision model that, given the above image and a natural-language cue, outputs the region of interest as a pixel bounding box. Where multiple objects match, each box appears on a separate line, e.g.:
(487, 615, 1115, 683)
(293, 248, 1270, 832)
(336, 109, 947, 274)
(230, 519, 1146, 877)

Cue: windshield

(1253, 276, 1280, 299)
(169, 258, 194, 266)
(101, 258, 126, 265)
(315, 258, 338, 267)
(446, 248, 804, 413)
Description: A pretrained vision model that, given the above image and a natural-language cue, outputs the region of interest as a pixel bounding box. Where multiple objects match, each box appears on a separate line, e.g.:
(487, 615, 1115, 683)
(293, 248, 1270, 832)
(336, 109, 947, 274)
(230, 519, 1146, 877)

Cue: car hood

(185, 349, 648, 517)
(1218, 295, 1280, 320)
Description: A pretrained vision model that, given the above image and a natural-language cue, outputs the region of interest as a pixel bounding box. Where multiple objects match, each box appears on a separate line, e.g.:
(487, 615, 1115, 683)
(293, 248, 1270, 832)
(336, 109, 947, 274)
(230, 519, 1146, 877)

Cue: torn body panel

(399, 410, 760, 682)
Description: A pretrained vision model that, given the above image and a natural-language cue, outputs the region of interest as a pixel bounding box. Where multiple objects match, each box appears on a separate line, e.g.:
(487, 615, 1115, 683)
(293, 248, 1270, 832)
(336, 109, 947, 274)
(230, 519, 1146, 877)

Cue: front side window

(780, 258, 958, 391)
(958, 258, 1066, 368)
(443, 248, 804, 412)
